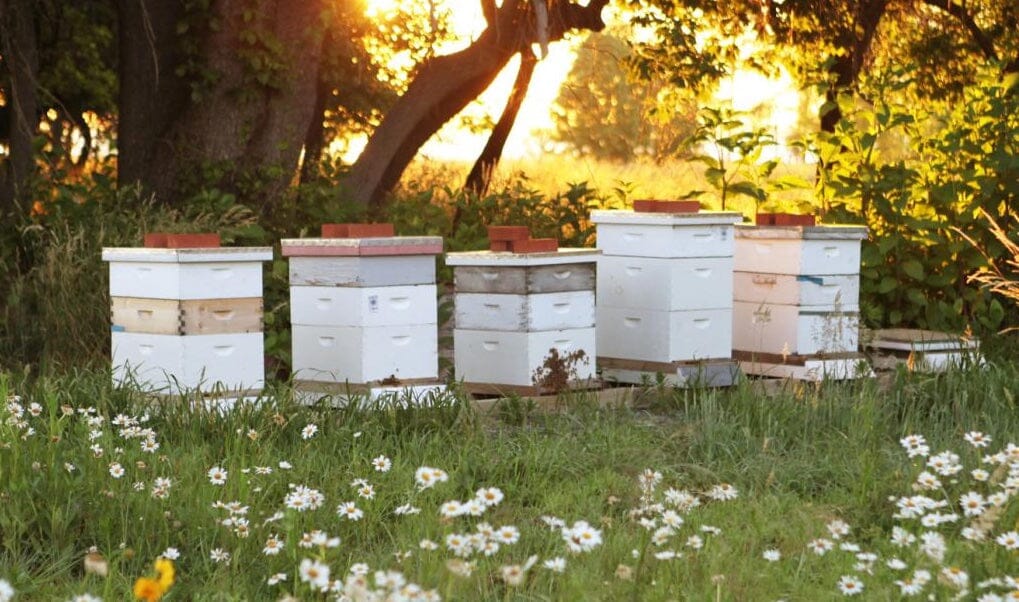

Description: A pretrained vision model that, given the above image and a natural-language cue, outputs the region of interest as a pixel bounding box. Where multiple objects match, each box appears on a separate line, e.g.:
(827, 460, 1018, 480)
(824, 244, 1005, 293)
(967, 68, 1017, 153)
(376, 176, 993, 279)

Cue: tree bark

(465, 51, 537, 196)
(300, 58, 330, 185)
(118, 0, 324, 208)
(0, 0, 40, 212)
(345, 0, 609, 210)
(116, 0, 189, 195)
(819, 0, 888, 132)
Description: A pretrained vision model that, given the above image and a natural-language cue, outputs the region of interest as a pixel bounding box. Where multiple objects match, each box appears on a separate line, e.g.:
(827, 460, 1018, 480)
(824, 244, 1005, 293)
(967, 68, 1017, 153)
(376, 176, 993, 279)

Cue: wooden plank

(112, 297, 263, 335)
(869, 328, 978, 352)
(526, 263, 596, 293)
(111, 297, 182, 335)
(454, 263, 595, 294)
(739, 357, 874, 381)
(732, 349, 865, 366)
(597, 356, 733, 372)
(180, 297, 262, 335)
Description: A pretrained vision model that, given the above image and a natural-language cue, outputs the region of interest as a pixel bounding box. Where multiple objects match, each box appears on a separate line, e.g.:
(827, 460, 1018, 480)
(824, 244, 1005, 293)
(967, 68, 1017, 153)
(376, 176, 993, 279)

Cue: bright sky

(355, 1, 803, 162)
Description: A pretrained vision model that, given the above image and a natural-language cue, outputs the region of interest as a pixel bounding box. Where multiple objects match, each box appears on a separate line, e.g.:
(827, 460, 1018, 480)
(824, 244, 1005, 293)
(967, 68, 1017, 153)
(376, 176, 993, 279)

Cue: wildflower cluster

(797, 432, 1019, 598)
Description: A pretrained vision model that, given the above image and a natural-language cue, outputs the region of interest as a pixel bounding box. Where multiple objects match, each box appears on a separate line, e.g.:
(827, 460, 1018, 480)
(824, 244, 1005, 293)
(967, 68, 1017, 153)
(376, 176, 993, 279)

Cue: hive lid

(280, 236, 443, 257)
(445, 247, 600, 266)
(590, 210, 743, 226)
(868, 328, 979, 352)
(101, 247, 273, 263)
(735, 224, 869, 240)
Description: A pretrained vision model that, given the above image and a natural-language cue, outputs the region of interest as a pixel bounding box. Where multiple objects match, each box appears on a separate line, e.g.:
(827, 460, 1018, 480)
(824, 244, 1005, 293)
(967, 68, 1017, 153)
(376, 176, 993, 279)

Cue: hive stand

(447, 247, 600, 396)
(102, 244, 273, 402)
(866, 328, 983, 372)
(591, 209, 744, 387)
(281, 231, 445, 406)
(732, 223, 874, 381)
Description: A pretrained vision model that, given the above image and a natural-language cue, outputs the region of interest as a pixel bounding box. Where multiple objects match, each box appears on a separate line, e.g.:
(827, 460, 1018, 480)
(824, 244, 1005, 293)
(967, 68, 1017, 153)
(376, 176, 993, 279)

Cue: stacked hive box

(281, 225, 444, 402)
(447, 232, 599, 394)
(732, 222, 871, 380)
(103, 238, 272, 397)
(591, 207, 744, 386)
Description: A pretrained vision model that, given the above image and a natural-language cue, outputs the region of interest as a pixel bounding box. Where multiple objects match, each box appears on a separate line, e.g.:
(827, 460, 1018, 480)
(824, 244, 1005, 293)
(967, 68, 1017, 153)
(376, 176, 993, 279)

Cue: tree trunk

(300, 63, 330, 185)
(345, 0, 609, 210)
(465, 51, 537, 196)
(819, 0, 888, 133)
(116, 0, 189, 196)
(118, 0, 324, 209)
(0, 0, 40, 213)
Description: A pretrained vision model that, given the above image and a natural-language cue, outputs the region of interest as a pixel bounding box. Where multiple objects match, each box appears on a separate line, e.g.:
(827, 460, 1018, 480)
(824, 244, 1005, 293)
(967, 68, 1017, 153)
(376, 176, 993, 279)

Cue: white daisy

(337, 502, 364, 521)
(299, 558, 331, 590)
(207, 466, 227, 485)
(371, 455, 392, 472)
(836, 575, 864, 596)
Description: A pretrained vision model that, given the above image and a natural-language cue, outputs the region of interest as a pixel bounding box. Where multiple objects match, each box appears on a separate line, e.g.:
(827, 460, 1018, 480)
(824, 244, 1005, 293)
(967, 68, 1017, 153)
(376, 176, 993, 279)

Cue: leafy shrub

(0, 177, 264, 371)
(808, 69, 1019, 334)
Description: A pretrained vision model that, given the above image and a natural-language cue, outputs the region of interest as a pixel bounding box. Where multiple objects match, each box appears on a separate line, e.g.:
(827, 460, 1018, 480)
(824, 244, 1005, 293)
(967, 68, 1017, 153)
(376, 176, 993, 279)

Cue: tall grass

(2, 362, 1017, 599)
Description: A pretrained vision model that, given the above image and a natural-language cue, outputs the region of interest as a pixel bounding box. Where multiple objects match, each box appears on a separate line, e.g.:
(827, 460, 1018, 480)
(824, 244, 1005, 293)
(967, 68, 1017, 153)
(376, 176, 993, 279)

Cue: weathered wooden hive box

(282, 229, 443, 395)
(102, 244, 272, 395)
(732, 223, 871, 379)
(591, 208, 743, 386)
(447, 247, 599, 392)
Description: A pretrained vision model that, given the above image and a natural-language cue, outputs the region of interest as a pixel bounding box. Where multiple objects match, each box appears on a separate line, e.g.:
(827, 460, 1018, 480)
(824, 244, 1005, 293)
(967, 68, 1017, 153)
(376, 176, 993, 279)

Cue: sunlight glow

(353, 2, 806, 164)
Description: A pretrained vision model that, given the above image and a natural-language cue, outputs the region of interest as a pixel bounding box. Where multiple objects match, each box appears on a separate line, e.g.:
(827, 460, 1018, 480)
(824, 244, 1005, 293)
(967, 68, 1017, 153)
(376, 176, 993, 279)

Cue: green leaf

(877, 277, 898, 293)
(727, 181, 765, 200)
(901, 259, 925, 281)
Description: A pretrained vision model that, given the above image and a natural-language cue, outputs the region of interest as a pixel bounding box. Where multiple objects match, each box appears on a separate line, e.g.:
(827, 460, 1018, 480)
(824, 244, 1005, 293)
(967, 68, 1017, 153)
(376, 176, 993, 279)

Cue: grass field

(2, 361, 1019, 600)
(397, 154, 817, 217)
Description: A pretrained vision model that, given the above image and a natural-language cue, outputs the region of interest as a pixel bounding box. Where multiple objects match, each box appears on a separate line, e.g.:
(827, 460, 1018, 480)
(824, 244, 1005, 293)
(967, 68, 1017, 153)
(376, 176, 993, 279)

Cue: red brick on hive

(143, 233, 169, 248)
(634, 199, 700, 213)
(321, 223, 395, 238)
(509, 238, 558, 253)
(486, 225, 530, 241)
(757, 213, 816, 227)
(145, 233, 221, 248)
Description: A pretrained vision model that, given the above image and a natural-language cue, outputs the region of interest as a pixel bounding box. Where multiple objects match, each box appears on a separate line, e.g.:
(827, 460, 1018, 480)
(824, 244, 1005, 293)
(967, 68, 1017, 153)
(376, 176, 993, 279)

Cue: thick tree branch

(346, 0, 608, 209)
(923, 0, 999, 63)
(480, 0, 497, 26)
(465, 51, 538, 195)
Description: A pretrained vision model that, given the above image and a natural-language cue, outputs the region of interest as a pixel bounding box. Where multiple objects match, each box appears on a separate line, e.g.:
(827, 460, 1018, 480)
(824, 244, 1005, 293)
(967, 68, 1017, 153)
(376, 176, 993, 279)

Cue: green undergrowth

(2, 362, 1018, 599)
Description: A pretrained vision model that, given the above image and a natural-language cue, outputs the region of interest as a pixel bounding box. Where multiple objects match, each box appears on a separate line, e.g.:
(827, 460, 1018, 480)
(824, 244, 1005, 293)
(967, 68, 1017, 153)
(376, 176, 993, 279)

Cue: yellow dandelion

(134, 557, 175, 601)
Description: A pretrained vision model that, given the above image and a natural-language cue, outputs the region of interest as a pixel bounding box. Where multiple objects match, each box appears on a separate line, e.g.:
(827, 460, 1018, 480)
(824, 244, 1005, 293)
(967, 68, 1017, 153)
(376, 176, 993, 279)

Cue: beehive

(732, 223, 872, 380)
(591, 209, 743, 386)
(281, 230, 444, 403)
(447, 248, 599, 393)
(102, 245, 273, 396)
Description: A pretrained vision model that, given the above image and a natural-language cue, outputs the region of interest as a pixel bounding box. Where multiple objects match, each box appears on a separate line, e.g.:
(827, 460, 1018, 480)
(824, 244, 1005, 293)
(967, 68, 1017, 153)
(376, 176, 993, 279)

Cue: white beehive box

(290, 284, 437, 327)
(291, 324, 438, 383)
(597, 306, 733, 362)
(288, 254, 437, 287)
(103, 246, 273, 395)
(732, 301, 860, 356)
(734, 225, 868, 275)
(733, 272, 860, 309)
(454, 291, 594, 331)
(592, 210, 742, 385)
(112, 332, 265, 393)
(103, 248, 270, 299)
(591, 210, 743, 258)
(453, 328, 596, 387)
(598, 255, 734, 311)
(282, 235, 444, 391)
(447, 249, 599, 391)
